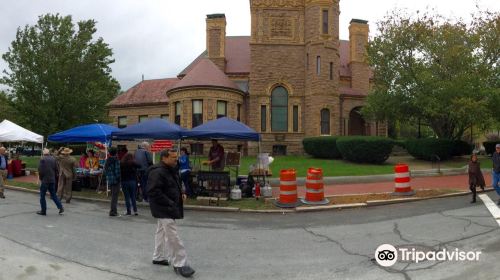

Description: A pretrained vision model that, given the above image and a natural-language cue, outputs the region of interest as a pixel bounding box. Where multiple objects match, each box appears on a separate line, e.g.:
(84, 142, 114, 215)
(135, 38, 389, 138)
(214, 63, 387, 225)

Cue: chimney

(206, 13, 226, 71)
(348, 19, 370, 93)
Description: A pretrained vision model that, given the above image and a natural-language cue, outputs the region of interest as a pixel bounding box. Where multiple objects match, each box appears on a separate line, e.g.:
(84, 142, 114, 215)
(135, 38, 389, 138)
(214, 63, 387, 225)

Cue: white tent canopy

(0, 119, 43, 143)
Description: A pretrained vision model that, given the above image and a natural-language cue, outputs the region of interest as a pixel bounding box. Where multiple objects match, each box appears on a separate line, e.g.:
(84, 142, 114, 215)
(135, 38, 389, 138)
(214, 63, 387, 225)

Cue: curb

(5, 184, 494, 214)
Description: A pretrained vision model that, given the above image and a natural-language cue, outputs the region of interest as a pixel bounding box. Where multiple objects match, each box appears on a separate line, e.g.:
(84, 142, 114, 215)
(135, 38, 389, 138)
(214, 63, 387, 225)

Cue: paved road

(1, 190, 500, 280)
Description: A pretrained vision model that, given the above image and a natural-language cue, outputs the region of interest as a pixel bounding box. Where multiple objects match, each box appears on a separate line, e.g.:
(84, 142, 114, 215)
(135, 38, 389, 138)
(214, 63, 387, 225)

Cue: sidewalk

(10, 172, 496, 198)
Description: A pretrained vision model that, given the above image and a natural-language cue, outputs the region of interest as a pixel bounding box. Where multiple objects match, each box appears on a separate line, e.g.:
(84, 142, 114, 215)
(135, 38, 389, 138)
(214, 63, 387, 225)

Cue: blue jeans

(493, 171, 500, 196)
(181, 170, 193, 197)
(139, 170, 148, 202)
(122, 180, 137, 213)
(40, 182, 63, 213)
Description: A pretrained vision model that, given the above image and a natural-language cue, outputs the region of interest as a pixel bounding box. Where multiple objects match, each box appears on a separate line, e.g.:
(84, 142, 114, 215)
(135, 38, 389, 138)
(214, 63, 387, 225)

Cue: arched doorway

(348, 107, 366, 136)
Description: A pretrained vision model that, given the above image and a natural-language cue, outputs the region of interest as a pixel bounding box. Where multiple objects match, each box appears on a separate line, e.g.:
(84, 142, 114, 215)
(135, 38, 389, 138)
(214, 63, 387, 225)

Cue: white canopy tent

(0, 119, 43, 144)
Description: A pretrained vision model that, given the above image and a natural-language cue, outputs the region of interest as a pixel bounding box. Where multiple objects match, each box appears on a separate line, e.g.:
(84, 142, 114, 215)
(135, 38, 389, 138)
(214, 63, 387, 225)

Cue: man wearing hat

(493, 144, 500, 205)
(56, 147, 77, 203)
(37, 148, 64, 215)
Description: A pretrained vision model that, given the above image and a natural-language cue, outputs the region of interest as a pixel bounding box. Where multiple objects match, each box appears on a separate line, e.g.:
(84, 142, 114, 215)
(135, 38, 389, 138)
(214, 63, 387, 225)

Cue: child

(468, 154, 485, 203)
(179, 147, 193, 197)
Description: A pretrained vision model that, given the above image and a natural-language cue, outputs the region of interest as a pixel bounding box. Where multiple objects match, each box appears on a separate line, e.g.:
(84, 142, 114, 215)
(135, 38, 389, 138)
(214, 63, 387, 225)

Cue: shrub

(451, 140, 473, 156)
(483, 141, 500, 155)
(406, 138, 455, 161)
(302, 136, 341, 159)
(336, 136, 394, 164)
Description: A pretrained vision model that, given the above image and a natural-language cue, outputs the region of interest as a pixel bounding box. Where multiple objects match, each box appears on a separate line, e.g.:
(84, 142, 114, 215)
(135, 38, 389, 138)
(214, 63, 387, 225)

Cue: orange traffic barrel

(273, 169, 302, 208)
(392, 163, 415, 196)
(301, 168, 329, 205)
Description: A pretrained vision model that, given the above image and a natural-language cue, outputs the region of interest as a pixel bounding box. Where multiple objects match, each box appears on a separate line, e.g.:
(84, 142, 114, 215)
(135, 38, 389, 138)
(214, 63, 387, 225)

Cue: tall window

(329, 62, 333, 80)
(160, 114, 169, 120)
(138, 115, 148, 123)
(271, 86, 288, 132)
(237, 104, 241, 121)
(217, 101, 227, 119)
(117, 116, 127, 128)
(192, 100, 203, 127)
(293, 105, 299, 132)
(320, 108, 330, 135)
(175, 102, 182, 125)
(306, 53, 309, 70)
(316, 56, 321, 75)
(260, 105, 267, 132)
(322, 9, 329, 34)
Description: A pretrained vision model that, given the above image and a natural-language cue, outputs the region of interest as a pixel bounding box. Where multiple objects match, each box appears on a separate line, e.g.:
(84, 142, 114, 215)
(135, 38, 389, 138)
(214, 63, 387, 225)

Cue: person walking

(179, 147, 194, 198)
(148, 149, 195, 278)
(135, 141, 153, 202)
(468, 154, 485, 203)
(37, 149, 64, 215)
(0, 147, 8, 199)
(492, 144, 500, 205)
(56, 147, 77, 203)
(120, 153, 140, 215)
(104, 147, 121, 217)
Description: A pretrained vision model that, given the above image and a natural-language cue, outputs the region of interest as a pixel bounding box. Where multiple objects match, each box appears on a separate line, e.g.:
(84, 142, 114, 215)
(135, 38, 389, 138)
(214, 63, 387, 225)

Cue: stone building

(107, 0, 386, 155)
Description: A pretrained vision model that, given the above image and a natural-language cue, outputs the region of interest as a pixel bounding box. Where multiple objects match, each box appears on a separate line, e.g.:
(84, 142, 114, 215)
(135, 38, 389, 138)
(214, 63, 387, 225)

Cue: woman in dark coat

(468, 154, 485, 203)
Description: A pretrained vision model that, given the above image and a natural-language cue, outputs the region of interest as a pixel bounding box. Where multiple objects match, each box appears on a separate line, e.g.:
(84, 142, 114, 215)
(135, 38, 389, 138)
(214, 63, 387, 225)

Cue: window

(160, 114, 169, 120)
(320, 108, 330, 135)
(273, 145, 287, 156)
(117, 116, 127, 128)
(322, 9, 329, 34)
(237, 104, 241, 121)
(316, 56, 321, 75)
(306, 53, 309, 70)
(329, 62, 333, 80)
(293, 105, 299, 132)
(260, 105, 267, 132)
(271, 86, 288, 132)
(192, 100, 203, 127)
(138, 115, 148, 123)
(175, 102, 182, 125)
(217, 101, 227, 119)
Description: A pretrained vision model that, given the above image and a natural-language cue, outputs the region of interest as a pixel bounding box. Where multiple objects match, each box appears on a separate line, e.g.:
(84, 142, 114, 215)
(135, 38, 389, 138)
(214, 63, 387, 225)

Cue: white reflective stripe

(280, 181, 297, 186)
(395, 172, 410, 178)
(306, 188, 324, 194)
(395, 182, 410, 188)
(280, 190, 297, 195)
(306, 179, 323, 184)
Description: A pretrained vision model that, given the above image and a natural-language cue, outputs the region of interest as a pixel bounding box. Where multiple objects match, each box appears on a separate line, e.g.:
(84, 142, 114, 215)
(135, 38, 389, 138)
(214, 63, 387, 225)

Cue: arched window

(320, 108, 330, 135)
(271, 86, 288, 132)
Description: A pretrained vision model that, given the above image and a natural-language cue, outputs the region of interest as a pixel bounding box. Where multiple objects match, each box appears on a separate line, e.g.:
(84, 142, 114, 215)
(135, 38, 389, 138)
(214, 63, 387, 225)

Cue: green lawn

(22, 154, 495, 178)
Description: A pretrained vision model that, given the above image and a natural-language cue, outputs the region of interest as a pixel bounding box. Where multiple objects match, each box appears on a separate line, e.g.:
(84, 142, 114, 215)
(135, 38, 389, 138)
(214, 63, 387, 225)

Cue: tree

(0, 90, 18, 124)
(1, 14, 120, 137)
(363, 9, 499, 140)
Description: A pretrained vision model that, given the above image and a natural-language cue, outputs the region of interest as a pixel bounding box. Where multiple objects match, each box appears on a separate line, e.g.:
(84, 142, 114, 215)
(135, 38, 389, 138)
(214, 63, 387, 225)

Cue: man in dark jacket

(37, 149, 64, 215)
(493, 144, 500, 205)
(104, 147, 121, 216)
(147, 149, 195, 278)
(135, 141, 153, 202)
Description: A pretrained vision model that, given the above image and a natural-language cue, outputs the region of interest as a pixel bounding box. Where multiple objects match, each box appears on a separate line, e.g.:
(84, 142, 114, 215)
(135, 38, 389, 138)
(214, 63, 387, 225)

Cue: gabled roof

(178, 36, 251, 77)
(107, 78, 178, 107)
(170, 58, 241, 92)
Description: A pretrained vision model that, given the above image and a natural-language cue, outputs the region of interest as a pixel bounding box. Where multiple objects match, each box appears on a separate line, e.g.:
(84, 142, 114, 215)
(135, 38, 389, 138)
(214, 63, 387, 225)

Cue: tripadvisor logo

(375, 244, 482, 267)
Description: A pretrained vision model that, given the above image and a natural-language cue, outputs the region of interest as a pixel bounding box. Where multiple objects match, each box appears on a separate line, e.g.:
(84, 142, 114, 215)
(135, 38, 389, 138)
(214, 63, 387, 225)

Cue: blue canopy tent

(48, 123, 120, 143)
(111, 118, 186, 140)
(182, 117, 260, 141)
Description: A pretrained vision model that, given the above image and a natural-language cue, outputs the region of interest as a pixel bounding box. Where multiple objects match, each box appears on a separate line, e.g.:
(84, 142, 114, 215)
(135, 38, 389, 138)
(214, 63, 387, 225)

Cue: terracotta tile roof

(339, 87, 367, 97)
(225, 36, 251, 74)
(107, 78, 178, 107)
(339, 40, 351, 77)
(170, 58, 241, 92)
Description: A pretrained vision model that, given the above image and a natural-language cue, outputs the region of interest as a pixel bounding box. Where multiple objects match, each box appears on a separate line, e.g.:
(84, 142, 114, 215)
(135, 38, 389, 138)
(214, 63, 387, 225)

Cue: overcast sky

(0, 0, 498, 91)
